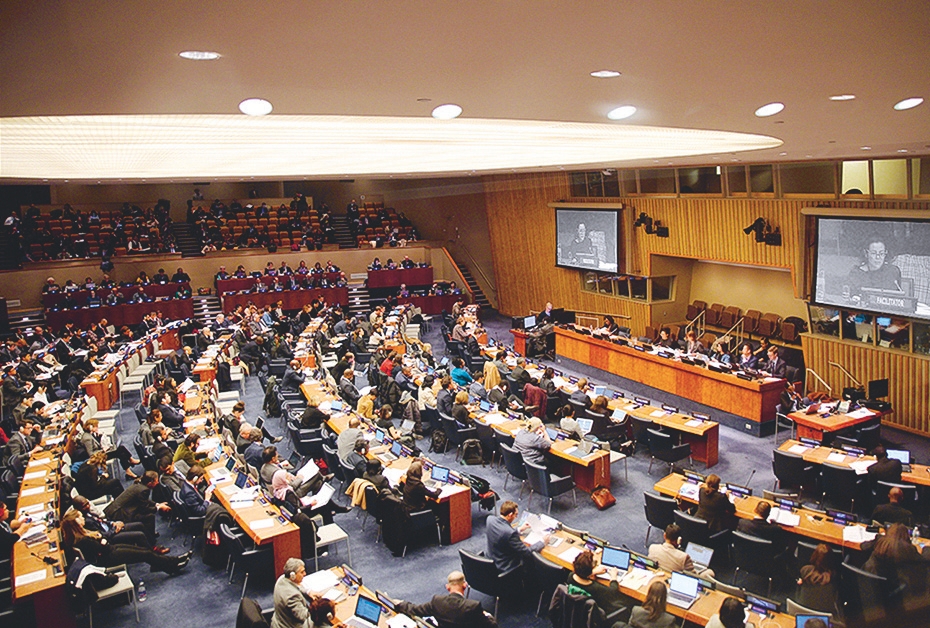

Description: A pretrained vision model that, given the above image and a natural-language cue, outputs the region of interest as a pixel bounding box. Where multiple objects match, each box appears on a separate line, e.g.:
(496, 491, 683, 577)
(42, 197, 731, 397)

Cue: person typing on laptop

(567, 550, 627, 618)
(629, 581, 676, 628)
(648, 524, 715, 578)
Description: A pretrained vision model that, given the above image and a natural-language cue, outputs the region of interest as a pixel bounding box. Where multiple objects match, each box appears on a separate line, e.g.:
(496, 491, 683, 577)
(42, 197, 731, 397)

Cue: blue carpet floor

(80, 310, 929, 628)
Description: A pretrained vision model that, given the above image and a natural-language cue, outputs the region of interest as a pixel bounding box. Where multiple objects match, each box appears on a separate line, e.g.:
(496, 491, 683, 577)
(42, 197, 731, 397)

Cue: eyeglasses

(867, 249, 887, 257)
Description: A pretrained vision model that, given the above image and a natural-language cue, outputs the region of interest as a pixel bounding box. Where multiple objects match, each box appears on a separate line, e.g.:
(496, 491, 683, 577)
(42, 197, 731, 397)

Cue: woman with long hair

(61, 510, 190, 574)
(797, 543, 838, 613)
(864, 523, 928, 592)
(401, 460, 439, 512)
(695, 474, 736, 532)
(74, 451, 123, 501)
(630, 580, 675, 628)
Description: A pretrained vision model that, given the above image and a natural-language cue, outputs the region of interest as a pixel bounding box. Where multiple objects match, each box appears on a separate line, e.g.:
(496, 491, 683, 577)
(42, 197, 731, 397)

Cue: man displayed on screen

(847, 240, 903, 297)
(564, 223, 595, 263)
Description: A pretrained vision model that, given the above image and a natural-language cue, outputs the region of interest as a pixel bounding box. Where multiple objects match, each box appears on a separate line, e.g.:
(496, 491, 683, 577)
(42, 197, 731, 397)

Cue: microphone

(745, 469, 756, 488)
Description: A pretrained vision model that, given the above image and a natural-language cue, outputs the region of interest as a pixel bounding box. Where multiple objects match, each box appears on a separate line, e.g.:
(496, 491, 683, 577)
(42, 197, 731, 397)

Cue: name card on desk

(649, 410, 666, 418)
(22, 471, 48, 480)
(20, 487, 47, 497)
(249, 519, 275, 530)
(15, 569, 48, 587)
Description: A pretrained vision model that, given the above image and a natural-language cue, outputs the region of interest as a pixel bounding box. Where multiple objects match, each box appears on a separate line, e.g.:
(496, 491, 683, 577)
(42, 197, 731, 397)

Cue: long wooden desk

(517, 361, 719, 468)
(302, 380, 474, 544)
(553, 327, 784, 434)
(216, 274, 341, 294)
(538, 524, 794, 627)
(789, 407, 887, 442)
(777, 439, 930, 488)
(367, 266, 433, 289)
(42, 282, 190, 308)
(12, 403, 83, 628)
(653, 472, 930, 551)
(80, 324, 182, 411)
(45, 298, 194, 332)
(220, 287, 349, 313)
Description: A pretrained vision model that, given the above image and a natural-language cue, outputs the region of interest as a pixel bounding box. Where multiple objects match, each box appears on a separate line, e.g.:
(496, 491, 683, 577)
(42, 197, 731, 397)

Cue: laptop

(374, 428, 386, 443)
(254, 416, 264, 432)
(330, 399, 344, 412)
(343, 596, 383, 628)
(600, 547, 630, 573)
(887, 449, 911, 472)
(479, 400, 492, 413)
(576, 418, 593, 436)
(666, 572, 701, 609)
(796, 615, 832, 628)
(378, 440, 402, 464)
(593, 386, 606, 397)
(234, 471, 249, 489)
(425, 465, 450, 490)
(685, 542, 714, 572)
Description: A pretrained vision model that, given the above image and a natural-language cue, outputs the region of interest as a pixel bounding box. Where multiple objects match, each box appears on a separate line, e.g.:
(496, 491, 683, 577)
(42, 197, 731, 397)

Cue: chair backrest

(631, 416, 653, 442)
(839, 561, 889, 621)
(647, 428, 673, 452)
(821, 463, 859, 501)
(772, 449, 810, 487)
(673, 509, 711, 546)
(762, 489, 799, 502)
(560, 524, 588, 538)
(873, 480, 918, 511)
(500, 443, 528, 481)
(709, 575, 746, 599)
(220, 522, 246, 556)
(524, 459, 550, 497)
(644, 491, 678, 530)
(459, 549, 501, 598)
(236, 597, 270, 628)
(786, 597, 831, 619)
(493, 428, 515, 449)
(731, 530, 775, 574)
(856, 423, 881, 450)
(548, 584, 604, 628)
(531, 552, 568, 601)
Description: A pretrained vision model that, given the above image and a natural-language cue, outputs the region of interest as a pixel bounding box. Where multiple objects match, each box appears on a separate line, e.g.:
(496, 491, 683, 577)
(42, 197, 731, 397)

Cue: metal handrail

(685, 310, 705, 339)
(805, 368, 833, 396)
(455, 241, 497, 301)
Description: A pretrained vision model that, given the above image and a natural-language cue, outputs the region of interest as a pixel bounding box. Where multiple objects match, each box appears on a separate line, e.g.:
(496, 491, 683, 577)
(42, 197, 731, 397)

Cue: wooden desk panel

(555, 327, 784, 427)
(789, 408, 885, 442)
(777, 439, 930, 488)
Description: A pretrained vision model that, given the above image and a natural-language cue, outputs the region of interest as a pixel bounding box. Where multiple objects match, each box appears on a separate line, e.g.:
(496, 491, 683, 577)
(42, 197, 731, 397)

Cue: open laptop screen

(576, 418, 593, 435)
(887, 449, 910, 464)
(431, 466, 450, 483)
(600, 547, 630, 571)
(670, 572, 699, 598)
(685, 542, 714, 567)
(354, 596, 383, 625)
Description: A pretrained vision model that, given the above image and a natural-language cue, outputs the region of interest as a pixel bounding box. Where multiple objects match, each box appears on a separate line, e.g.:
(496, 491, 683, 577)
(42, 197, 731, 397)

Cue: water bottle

(137, 580, 146, 602)
(913, 526, 920, 544)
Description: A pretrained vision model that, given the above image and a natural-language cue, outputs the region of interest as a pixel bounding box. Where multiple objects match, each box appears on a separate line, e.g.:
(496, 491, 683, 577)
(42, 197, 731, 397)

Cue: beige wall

(690, 261, 808, 321)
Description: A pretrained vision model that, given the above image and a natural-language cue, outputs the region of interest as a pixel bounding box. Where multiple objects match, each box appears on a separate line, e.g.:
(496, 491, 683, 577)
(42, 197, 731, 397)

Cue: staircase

(9, 309, 45, 333)
(459, 265, 492, 310)
(193, 295, 222, 325)
(330, 215, 357, 249)
(173, 223, 204, 258)
(347, 284, 371, 317)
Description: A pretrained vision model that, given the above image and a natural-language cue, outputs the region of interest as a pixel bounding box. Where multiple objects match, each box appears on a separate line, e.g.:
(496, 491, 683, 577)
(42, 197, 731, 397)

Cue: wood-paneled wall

(483, 173, 651, 332)
(802, 333, 930, 434)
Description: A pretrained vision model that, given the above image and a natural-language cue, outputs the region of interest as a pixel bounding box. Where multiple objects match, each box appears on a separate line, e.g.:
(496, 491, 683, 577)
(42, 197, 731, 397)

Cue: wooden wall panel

(802, 334, 930, 434)
(483, 173, 651, 333)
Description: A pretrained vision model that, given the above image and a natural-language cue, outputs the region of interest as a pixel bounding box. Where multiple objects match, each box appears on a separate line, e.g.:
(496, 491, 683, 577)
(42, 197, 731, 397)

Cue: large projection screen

(555, 208, 618, 272)
(813, 217, 930, 320)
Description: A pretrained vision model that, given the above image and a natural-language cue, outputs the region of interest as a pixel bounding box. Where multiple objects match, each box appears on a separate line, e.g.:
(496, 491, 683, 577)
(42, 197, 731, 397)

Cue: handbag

(590, 486, 616, 510)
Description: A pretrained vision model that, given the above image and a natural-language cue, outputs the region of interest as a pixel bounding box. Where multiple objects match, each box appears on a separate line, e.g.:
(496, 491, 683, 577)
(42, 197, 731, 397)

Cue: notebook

(343, 596, 383, 628)
(685, 542, 714, 571)
(667, 572, 700, 609)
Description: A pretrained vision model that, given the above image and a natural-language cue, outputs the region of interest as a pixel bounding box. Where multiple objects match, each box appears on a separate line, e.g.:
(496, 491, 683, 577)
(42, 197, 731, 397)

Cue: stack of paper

(559, 546, 584, 564)
(826, 452, 847, 463)
(768, 509, 800, 527)
(788, 444, 810, 455)
(301, 568, 340, 594)
(849, 459, 876, 475)
(843, 526, 877, 544)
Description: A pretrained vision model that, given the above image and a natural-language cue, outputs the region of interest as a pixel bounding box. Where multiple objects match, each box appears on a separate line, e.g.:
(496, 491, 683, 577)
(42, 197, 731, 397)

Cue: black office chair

(441, 415, 478, 461)
(530, 553, 569, 617)
(646, 428, 692, 474)
(219, 523, 274, 599)
(322, 443, 346, 491)
(772, 449, 816, 494)
(872, 480, 918, 519)
(838, 561, 896, 624)
(524, 459, 576, 514)
(170, 491, 205, 547)
(360, 485, 384, 541)
(820, 462, 865, 514)
(492, 428, 515, 470)
(630, 416, 654, 453)
(773, 412, 796, 445)
(474, 421, 498, 467)
(548, 584, 625, 628)
(545, 395, 562, 421)
(403, 509, 442, 557)
(643, 492, 678, 547)
(420, 406, 441, 433)
(459, 549, 505, 618)
(500, 443, 528, 497)
(731, 530, 775, 596)
(236, 597, 274, 628)
(673, 510, 730, 554)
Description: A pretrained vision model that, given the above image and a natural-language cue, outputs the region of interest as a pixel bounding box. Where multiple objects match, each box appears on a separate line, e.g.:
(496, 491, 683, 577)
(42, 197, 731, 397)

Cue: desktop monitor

(523, 315, 537, 329)
(511, 316, 526, 330)
(886, 449, 910, 464)
(431, 466, 450, 483)
(600, 547, 630, 571)
(867, 378, 889, 399)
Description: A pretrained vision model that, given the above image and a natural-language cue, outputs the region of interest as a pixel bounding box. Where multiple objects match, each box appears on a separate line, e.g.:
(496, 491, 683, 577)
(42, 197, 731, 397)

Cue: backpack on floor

(429, 429, 447, 454)
(461, 439, 484, 466)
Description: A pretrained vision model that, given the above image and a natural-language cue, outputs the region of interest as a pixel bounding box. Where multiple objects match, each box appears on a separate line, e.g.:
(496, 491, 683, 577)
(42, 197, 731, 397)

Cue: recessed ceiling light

(829, 94, 856, 101)
(431, 104, 462, 120)
(239, 98, 273, 116)
(893, 97, 924, 111)
(607, 105, 636, 120)
(778, 152, 788, 156)
(590, 70, 621, 78)
(754, 102, 785, 117)
(898, 149, 909, 153)
(860, 146, 872, 150)
(179, 51, 221, 61)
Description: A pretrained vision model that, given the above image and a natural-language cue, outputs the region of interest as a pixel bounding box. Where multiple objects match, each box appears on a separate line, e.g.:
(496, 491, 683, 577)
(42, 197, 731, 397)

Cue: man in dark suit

(179, 465, 215, 518)
(157, 393, 185, 428)
(763, 346, 787, 378)
(486, 500, 546, 577)
(104, 471, 170, 545)
(436, 376, 455, 417)
(871, 486, 913, 525)
(736, 343, 759, 370)
(280, 360, 306, 392)
(511, 358, 531, 387)
(6, 419, 42, 465)
(867, 446, 903, 488)
(395, 570, 498, 628)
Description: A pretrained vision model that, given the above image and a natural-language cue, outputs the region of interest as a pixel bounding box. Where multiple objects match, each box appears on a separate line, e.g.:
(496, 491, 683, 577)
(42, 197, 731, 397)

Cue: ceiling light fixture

(897, 149, 909, 153)
(829, 94, 855, 101)
(893, 97, 924, 111)
(238, 98, 273, 116)
(607, 105, 636, 120)
(179, 51, 221, 61)
(590, 70, 621, 78)
(754, 102, 785, 117)
(860, 146, 872, 150)
(431, 104, 462, 120)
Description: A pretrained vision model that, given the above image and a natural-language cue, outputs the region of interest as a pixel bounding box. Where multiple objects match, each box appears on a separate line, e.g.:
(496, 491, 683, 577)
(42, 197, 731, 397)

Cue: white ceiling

(1, 0, 928, 182)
